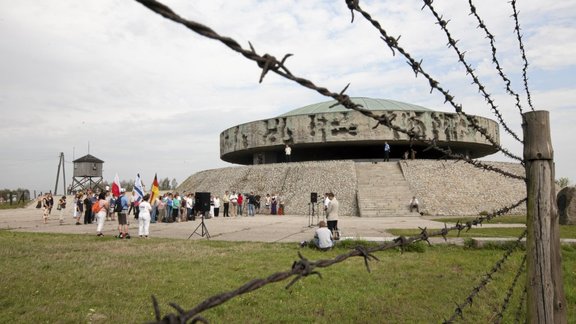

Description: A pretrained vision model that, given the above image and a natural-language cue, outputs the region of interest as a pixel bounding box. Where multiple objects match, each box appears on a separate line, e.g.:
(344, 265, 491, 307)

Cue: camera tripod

(188, 212, 211, 239)
(308, 202, 321, 227)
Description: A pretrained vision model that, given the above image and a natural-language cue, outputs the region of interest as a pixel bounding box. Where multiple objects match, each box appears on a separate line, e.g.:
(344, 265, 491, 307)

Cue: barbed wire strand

(443, 229, 527, 323)
(130, 3, 530, 321)
(514, 286, 528, 324)
(494, 253, 527, 324)
(421, 0, 523, 144)
(144, 197, 526, 323)
(345, 0, 524, 163)
(510, 0, 535, 111)
(422, 147, 525, 181)
(467, 0, 526, 118)
(134, 0, 525, 181)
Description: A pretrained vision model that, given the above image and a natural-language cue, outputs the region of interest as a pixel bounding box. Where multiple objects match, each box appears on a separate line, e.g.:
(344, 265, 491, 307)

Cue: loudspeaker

(195, 192, 211, 212)
(310, 192, 318, 203)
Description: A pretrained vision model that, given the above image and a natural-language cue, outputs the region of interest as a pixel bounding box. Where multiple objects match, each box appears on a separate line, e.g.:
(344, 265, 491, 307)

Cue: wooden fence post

(523, 110, 567, 323)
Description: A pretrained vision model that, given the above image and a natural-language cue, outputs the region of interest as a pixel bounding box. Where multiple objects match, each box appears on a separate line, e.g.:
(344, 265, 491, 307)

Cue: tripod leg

(188, 221, 204, 239)
(201, 220, 211, 239)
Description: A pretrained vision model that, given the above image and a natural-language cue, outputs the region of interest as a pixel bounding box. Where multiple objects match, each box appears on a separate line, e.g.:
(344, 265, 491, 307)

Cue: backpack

(114, 197, 124, 213)
(92, 201, 102, 213)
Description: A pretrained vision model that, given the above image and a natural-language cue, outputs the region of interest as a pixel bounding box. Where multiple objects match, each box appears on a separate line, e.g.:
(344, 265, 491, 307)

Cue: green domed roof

(278, 97, 432, 117)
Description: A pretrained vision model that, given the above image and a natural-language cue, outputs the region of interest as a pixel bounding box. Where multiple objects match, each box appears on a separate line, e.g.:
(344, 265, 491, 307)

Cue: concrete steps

(356, 162, 417, 217)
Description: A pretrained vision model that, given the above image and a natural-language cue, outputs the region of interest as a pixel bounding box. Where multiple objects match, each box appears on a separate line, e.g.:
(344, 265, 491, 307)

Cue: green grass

(432, 215, 527, 224)
(388, 226, 576, 239)
(0, 231, 574, 323)
(0, 201, 28, 209)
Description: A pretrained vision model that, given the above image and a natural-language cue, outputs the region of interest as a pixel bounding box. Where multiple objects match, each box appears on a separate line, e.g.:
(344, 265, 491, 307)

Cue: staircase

(356, 162, 417, 217)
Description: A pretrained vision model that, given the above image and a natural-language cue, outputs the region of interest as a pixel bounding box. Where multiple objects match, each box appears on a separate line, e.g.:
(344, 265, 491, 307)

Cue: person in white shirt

(213, 196, 221, 217)
(138, 194, 152, 238)
(229, 191, 238, 217)
(314, 221, 334, 250)
(410, 196, 420, 213)
(326, 193, 339, 235)
(323, 193, 330, 217)
(285, 144, 292, 162)
(185, 193, 194, 221)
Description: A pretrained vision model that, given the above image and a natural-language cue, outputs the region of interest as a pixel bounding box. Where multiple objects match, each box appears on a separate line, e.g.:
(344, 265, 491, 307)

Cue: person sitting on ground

(301, 221, 334, 250)
(314, 221, 334, 250)
(409, 196, 420, 213)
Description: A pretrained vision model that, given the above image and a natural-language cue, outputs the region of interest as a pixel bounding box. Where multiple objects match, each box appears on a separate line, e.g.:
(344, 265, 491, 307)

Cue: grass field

(0, 201, 28, 210)
(0, 230, 574, 323)
(388, 225, 576, 239)
(432, 215, 527, 224)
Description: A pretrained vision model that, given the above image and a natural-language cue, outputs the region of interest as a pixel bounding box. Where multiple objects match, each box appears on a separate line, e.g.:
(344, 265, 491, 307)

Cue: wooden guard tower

(70, 154, 104, 192)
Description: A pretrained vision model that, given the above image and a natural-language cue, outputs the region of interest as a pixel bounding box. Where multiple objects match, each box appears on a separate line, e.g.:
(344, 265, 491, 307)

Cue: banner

(133, 173, 144, 203)
(112, 173, 121, 197)
(150, 173, 160, 204)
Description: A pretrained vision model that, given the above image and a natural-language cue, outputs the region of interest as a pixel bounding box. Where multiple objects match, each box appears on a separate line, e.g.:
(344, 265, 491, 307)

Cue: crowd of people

(37, 187, 342, 249)
(38, 189, 291, 239)
(150, 191, 287, 221)
(38, 187, 418, 246)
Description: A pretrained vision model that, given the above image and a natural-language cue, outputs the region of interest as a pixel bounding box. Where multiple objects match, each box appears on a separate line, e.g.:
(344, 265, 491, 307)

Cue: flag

(112, 173, 121, 197)
(150, 173, 160, 204)
(134, 173, 144, 203)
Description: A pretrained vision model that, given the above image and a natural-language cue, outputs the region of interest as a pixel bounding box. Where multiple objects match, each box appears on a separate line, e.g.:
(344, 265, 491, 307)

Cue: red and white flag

(112, 173, 121, 197)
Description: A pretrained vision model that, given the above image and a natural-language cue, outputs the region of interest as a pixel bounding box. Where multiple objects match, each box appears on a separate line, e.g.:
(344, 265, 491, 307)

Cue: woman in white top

(213, 196, 221, 217)
(138, 194, 152, 238)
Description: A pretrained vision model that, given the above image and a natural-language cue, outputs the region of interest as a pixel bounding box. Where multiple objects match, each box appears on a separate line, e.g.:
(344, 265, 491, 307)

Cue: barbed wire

(423, 145, 525, 181)
(134, 0, 525, 181)
(467, 0, 526, 118)
(514, 286, 528, 324)
(145, 197, 526, 323)
(443, 229, 527, 323)
(510, 0, 535, 111)
(494, 253, 527, 324)
(133, 2, 532, 322)
(421, 0, 523, 144)
(345, 0, 524, 163)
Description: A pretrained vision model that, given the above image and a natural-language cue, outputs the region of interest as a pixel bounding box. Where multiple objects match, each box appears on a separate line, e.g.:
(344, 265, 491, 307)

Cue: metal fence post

(523, 110, 567, 323)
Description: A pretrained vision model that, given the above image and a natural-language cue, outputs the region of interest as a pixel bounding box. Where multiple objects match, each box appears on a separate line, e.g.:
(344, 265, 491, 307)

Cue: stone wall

(399, 160, 526, 216)
(178, 159, 527, 217)
(178, 161, 358, 216)
(220, 109, 500, 163)
(558, 186, 576, 225)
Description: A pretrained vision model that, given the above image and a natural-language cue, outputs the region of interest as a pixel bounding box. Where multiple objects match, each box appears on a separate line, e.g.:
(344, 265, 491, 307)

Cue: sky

(0, 0, 574, 194)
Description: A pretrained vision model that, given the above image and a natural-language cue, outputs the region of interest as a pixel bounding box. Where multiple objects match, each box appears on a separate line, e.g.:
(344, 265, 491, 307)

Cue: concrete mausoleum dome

(220, 97, 500, 165)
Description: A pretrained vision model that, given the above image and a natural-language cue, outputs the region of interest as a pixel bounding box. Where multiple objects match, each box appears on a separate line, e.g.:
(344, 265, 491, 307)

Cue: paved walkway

(0, 205, 525, 244)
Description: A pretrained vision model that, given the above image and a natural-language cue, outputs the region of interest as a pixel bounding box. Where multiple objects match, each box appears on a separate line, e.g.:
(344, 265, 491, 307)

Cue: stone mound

(178, 159, 527, 217)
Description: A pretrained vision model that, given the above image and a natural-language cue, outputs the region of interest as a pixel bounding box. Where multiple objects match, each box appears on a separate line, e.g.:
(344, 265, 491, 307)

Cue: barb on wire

(510, 0, 535, 111)
(443, 229, 527, 323)
(422, 0, 523, 144)
(494, 254, 527, 324)
(467, 0, 526, 118)
(449, 197, 527, 237)
(345, 0, 359, 23)
(347, 1, 524, 163)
